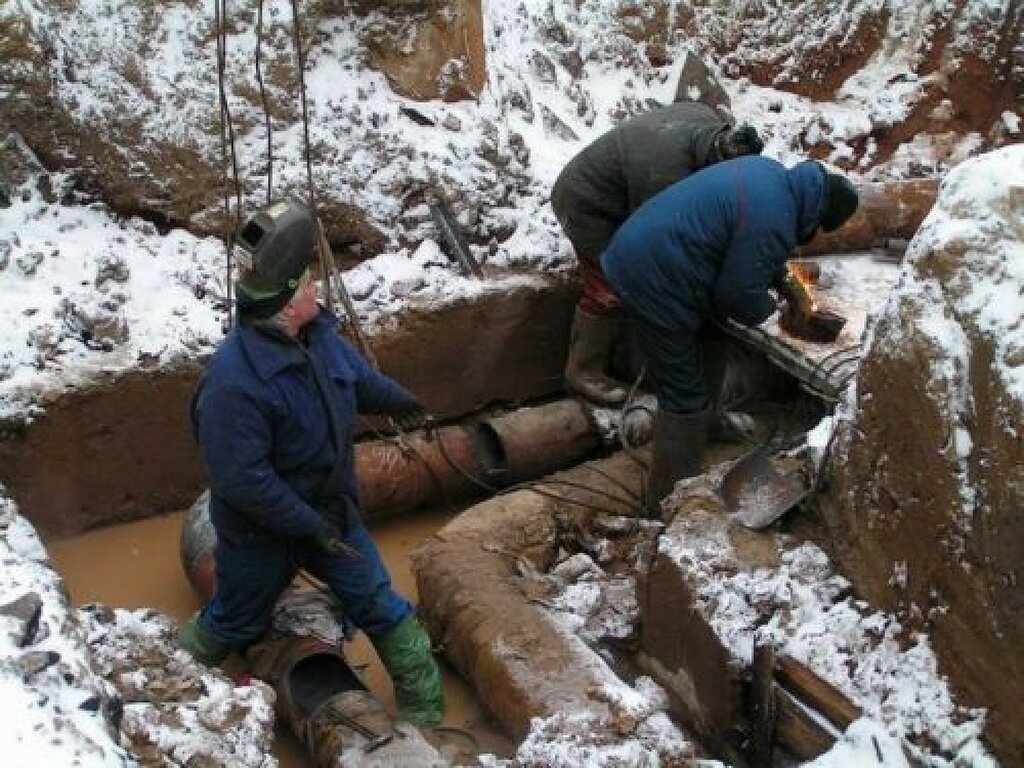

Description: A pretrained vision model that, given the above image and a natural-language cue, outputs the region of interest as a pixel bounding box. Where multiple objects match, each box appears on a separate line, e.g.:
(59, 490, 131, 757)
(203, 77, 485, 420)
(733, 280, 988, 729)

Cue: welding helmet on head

(234, 195, 316, 319)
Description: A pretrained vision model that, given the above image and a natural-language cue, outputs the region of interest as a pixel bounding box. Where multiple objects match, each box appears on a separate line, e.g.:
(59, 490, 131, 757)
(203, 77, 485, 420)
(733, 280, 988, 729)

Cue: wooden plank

(775, 686, 837, 760)
(749, 641, 776, 766)
(775, 653, 862, 731)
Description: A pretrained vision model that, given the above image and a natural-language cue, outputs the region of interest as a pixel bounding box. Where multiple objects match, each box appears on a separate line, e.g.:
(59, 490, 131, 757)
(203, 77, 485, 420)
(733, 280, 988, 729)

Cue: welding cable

(573, 463, 643, 505)
(426, 419, 643, 515)
(358, 415, 457, 508)
(367, 410, 646, 517)
(498, 480, 642, 517)
(427, 419, 500, 494)
(497, 476, 641, 512)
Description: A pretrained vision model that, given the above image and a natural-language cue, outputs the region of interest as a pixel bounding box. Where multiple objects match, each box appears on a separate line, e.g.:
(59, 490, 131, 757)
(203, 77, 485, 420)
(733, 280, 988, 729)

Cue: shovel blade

(720, 445, 808, 529)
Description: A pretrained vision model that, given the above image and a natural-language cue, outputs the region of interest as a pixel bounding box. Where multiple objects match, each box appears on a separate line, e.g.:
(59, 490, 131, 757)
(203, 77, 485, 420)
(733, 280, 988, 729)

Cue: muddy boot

(179, 612, 230, 666)
(372, 616, 444, 727)
(644, 407, 712, 519)
(564, 307, 628, 406)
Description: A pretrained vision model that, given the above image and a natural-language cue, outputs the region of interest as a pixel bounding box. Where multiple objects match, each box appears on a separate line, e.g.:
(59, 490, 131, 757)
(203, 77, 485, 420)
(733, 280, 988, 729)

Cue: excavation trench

(0, 226, 924, 765)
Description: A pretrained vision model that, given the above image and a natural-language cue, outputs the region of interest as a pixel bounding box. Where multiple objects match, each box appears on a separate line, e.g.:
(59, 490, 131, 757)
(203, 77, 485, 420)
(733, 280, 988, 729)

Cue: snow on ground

(675, 530, 995, 767)
(1, 0, 1021, 765)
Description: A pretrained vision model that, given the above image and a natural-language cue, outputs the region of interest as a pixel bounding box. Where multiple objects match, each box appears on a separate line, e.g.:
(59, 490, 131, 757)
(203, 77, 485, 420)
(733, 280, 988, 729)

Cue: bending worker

(180, 196, 444, 727)
(551, 100, 764, 405)
(600, 156, 859, 517)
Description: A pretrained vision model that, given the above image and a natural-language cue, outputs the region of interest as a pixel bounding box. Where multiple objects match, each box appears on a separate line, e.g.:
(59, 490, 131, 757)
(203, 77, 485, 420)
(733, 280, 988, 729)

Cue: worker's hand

(312, 520, 360, 558)
(391, 399, 427, 432)
(776, 273, 813, 324)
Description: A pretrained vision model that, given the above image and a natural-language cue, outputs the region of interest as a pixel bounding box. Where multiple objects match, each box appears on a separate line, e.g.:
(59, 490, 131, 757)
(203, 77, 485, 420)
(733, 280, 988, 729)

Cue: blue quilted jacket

(600, 156, 826, 330)
(191, 309, 418, 541)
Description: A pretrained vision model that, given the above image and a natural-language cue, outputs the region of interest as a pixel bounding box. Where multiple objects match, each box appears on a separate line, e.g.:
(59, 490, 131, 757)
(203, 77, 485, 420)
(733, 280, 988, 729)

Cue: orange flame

(787, 262, 819, 312)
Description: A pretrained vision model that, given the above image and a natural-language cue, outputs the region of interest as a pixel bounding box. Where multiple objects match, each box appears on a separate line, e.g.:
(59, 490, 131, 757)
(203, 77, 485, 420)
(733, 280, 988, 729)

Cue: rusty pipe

(181, 398, 601, 597)
(799, 178, 939, 257)
(243, 631, 444, 767)
(358, 398, 599, 521)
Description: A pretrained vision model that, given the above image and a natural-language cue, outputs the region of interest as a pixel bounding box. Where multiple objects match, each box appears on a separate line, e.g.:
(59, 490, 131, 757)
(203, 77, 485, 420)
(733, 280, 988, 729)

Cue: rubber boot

(644, 407, 712, 519)
(564, 307, 628, 406)
(179, 612, 230, 666)
(371, 616, 444, 727)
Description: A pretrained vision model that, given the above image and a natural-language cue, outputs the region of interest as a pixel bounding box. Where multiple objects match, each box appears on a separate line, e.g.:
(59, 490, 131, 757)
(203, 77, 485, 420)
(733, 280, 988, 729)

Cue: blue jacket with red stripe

(600, 156, 826, 331)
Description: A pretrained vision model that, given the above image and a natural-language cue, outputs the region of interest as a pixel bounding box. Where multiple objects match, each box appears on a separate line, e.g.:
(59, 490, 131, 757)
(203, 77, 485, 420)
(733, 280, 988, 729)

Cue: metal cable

(287, 1, 375, 364)
(214, 0, 243, 329)
(574, 463, 643, 504)
(358, 416, 457, 508)
(255, 0, 272, 203)
(497, 476, 641, 512)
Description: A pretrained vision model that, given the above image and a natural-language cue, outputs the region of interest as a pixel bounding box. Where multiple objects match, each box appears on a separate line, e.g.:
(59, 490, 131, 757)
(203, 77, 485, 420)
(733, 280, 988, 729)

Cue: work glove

(776, 272, 814, 329)
(391, 399, 427, 432)
(312, 519, 359, 558)
(719, 124, 764, 159)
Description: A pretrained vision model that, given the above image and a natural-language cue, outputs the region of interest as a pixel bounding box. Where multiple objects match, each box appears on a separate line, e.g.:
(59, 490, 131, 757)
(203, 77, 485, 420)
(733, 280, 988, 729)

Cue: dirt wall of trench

(0, 274, 578, 539)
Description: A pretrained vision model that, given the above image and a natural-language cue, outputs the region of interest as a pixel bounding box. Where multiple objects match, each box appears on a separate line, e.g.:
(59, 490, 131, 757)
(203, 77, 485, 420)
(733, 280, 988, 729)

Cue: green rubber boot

(179, 613, 230, 666)
(372, 616, 444, 727)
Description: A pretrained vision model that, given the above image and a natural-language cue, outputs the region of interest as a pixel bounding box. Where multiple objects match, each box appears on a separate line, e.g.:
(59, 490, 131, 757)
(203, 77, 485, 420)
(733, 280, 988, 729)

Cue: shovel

(719, 444, 809, 529)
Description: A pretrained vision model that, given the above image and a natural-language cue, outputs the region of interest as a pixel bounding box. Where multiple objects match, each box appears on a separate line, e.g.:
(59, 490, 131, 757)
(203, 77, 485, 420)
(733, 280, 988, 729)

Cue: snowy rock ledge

(821, 144, 1024, 763)
(641, 469, 995, 767)
(0, 493, 130, 767)
(0, 492, 277, 767)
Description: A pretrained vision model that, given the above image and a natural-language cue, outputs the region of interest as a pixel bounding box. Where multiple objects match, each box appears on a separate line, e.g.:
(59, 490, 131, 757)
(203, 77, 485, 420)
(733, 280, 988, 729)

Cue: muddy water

(47, 507, 514, 766)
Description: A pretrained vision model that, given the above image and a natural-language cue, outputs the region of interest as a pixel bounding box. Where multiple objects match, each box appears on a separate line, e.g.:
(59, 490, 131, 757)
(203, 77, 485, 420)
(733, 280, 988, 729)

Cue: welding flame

(786, 263, 819, 312)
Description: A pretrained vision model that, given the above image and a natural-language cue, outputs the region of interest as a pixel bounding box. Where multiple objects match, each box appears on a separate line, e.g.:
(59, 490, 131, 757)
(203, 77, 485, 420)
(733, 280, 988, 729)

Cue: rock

(0, 591, 43, 646)
(819, 146, 1024, 764)
(13, 649, 60, 679)
(672, 50, 732, 120)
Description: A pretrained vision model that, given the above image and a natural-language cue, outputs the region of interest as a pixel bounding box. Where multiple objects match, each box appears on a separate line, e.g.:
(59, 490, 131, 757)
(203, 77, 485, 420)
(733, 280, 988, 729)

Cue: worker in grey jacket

(550, 101, 763, 406)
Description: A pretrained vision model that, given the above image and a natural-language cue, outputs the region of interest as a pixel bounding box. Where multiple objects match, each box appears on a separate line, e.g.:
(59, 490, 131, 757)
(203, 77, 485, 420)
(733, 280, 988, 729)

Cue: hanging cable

(288, 0, 377, 365)
(215, 0, 244, 329)
(255, 0, 272, 204)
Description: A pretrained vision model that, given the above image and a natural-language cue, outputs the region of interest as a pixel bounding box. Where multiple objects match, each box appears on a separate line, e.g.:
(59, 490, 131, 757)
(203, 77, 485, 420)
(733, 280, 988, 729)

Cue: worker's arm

(712, 228, 789, 327)
(344, 343, 427, 428)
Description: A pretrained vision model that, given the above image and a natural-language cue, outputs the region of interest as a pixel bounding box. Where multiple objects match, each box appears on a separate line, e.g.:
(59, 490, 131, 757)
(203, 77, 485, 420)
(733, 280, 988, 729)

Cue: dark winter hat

(819, 168, 859, 232)
(719, 123, 764, 159)
(234, 195, 316, 319)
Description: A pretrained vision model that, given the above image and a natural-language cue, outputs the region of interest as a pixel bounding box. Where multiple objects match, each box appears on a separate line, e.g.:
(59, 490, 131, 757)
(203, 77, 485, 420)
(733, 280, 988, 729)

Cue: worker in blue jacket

(181, 196, 444, 727)
(552, 101, 764, 406)
(600, 156, 859, 517)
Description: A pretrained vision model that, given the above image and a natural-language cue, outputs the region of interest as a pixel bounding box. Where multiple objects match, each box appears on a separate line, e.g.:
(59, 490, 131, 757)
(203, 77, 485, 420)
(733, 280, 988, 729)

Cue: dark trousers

(632, 316, 733, 414)
(199, 521, 412, 648)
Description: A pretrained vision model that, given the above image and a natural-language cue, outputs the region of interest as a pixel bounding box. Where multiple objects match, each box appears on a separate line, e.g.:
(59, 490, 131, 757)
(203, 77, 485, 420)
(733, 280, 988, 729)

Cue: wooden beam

(775, 686, 838, 760)
(775, 654, 862, 731)
(749, 641, 776, 766)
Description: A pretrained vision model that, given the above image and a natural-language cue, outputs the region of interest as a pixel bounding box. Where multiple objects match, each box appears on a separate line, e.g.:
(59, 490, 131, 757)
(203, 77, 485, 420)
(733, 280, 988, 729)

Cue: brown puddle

(47, 506, 515, 766)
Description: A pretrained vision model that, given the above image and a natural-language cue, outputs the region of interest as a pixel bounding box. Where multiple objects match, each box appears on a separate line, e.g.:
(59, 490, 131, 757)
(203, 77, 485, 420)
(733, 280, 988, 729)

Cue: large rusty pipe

(800, 178, 939, 256)
(357, 398, 599, 521)
(181, 398, 601, 597)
